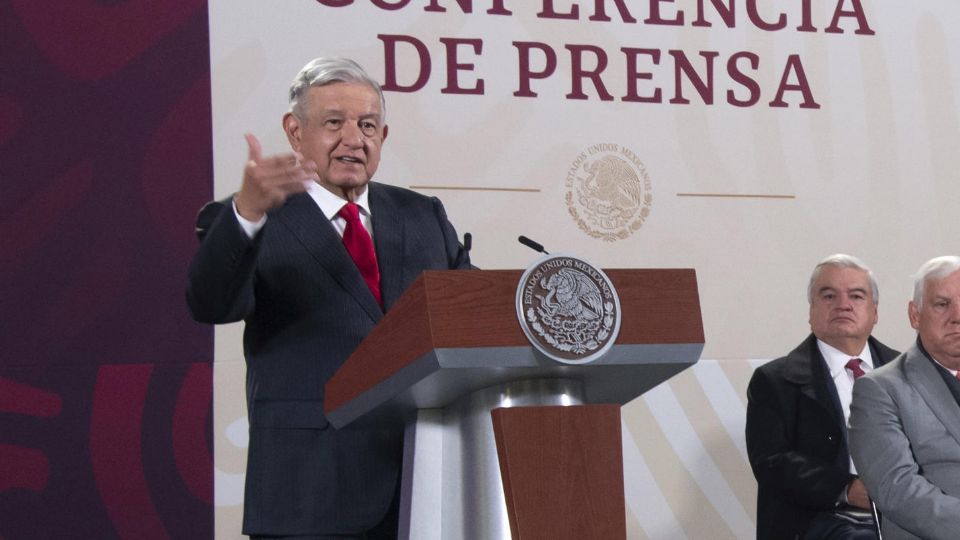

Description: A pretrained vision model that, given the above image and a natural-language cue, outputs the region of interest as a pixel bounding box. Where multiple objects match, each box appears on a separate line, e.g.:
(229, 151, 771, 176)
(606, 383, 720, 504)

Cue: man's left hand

(846, 478, 871, 509)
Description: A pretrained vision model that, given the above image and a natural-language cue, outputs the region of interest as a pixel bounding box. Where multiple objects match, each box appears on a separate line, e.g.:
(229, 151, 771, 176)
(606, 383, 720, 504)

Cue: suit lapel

(785, 336, 845, 425)
(906, 347, 960, 447)
(867, 336, 900, 369)
(369, 184, 405, 310)
(277, 193, 384, 323)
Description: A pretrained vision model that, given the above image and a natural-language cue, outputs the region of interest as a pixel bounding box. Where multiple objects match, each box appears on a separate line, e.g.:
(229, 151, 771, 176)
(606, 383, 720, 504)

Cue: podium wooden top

(325, 268, 703, 427)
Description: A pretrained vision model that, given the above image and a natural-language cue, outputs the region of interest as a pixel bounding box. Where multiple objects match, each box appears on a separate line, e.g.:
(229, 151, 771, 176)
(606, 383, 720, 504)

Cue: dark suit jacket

(745, 334, 899, 540)
(187, 182, 470, 536)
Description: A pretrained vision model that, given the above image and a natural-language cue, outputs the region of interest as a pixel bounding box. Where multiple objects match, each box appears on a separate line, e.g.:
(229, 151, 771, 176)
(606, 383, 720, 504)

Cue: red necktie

(846, 358, 865, 379)
(338, 202, 381, 307)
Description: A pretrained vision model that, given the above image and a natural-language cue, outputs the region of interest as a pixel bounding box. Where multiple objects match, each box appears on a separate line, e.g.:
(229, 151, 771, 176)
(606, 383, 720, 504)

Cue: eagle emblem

(516, 255, 621, 364)
(564, 144, 653, 242)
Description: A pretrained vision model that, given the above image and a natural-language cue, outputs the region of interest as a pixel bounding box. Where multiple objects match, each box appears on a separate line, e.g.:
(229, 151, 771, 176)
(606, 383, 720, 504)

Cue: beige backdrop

(208, 1, 959, 537)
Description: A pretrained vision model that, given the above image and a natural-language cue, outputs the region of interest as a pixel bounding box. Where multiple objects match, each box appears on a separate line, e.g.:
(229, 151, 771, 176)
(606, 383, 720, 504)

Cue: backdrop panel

(208, 1, 959, 538)
(1, 1, 214, 538)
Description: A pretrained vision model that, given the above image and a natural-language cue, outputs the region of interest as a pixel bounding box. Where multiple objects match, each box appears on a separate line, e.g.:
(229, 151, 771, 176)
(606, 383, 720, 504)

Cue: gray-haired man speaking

(187, 57, 470, 538)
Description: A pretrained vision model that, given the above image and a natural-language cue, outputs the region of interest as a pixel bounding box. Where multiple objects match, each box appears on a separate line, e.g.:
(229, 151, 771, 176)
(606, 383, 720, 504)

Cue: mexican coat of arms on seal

(516, 255, 622, 364)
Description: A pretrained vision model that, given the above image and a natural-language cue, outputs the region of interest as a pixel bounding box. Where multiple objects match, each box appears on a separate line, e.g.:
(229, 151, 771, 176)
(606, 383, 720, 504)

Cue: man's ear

(282, 112, 301, 151)
(381, 124, 389, 143)
(908, 301, 921, 331)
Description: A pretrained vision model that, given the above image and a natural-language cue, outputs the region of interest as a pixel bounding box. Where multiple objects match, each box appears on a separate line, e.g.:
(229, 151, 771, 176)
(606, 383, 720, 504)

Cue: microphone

(454, 232, 475, 269)
(518, 235, 549, 255)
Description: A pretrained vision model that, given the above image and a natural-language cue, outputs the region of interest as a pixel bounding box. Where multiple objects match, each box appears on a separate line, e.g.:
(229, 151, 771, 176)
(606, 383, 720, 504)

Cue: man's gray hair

(288, 57, 386, 120)
(807, 253, 879, 305)
(912, 255, 960, 309)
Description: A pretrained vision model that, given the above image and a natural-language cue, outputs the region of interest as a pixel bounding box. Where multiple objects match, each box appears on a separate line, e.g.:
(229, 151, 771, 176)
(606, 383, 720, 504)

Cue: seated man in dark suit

(187, 57, 470, 539)
(850, 255, 960, 540)
(746, 254, 899, 540)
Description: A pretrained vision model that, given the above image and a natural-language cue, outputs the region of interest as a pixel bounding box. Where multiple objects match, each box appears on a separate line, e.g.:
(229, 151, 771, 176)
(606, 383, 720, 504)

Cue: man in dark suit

(746, 254, 899, 540)
(850, 255, 960, 540)
(187, 57, 470, 539)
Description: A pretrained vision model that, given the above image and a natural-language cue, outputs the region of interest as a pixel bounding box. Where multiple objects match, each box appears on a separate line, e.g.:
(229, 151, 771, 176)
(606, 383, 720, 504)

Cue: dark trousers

(803, 511, 879, 540)
(250, 481, 400, 540)
(250, 514, 397, 540)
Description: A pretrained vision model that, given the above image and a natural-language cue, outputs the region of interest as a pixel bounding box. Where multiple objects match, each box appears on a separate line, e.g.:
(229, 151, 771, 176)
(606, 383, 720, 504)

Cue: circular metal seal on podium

(515, 254, 622, 364)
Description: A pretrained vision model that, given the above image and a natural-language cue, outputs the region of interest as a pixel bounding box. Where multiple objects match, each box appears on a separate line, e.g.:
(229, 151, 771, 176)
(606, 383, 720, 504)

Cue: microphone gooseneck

(518, 235, 549, 255)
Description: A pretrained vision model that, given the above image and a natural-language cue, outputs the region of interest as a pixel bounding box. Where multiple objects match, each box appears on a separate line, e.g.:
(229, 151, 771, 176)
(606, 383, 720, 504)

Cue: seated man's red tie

(338, 202, 382, 307)
(845, 358, 865, 379)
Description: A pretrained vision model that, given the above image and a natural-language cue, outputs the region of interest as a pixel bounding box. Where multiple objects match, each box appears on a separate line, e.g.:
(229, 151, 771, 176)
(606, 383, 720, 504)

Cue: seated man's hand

(846, 477, 871, 509)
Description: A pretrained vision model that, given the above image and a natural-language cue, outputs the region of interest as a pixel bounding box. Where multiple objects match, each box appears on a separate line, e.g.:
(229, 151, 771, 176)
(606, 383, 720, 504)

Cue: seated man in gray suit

(849, 255, 960, 540)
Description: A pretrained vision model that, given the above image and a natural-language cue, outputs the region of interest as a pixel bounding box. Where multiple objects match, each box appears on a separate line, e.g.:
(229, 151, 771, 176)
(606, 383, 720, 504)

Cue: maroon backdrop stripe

(0, 0, 214, 538)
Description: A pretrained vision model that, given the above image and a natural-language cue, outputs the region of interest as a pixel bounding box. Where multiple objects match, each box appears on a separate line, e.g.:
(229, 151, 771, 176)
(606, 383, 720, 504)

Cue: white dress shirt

(233, 181, 374, 239)
(817, 339, 874, 473)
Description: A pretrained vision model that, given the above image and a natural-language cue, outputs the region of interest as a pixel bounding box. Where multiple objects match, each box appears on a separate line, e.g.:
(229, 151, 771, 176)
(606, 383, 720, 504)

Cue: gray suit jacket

(849, 341, 960, 540)
(187, 182, 470, 535)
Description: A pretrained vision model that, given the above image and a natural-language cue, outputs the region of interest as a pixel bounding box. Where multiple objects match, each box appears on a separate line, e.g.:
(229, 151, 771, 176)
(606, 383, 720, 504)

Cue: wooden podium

(325, 269, 703, 540)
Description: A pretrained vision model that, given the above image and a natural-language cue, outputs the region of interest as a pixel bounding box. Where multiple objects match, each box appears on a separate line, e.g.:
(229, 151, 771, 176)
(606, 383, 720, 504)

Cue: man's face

(283, 82, 387, 198)
(809, 265, 878, 352)
(909, 269, 960, 369)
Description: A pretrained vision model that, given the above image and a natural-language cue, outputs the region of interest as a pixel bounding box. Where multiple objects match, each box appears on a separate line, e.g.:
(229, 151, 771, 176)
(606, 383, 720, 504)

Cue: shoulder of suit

(866, 347, 911, 381)
(197, 199, 228, 220)
(195, 198, 234, 234)
(755, 355, 793, 375)
(752, 336, 817, 383)
(868, 336, 901, 363)
(370, 181, 437, 205)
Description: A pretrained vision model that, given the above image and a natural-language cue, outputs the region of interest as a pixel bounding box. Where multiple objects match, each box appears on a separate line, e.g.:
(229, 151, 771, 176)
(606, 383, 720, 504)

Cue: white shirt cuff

(232, 197, 267, 238)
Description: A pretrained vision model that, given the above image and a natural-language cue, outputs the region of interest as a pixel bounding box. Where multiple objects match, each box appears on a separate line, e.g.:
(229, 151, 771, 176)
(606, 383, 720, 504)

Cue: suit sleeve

(185, 199, 259, 323)
(430, 196, 471, 270)
(849, 376, 960, 540)
(746, 367, 849, 509)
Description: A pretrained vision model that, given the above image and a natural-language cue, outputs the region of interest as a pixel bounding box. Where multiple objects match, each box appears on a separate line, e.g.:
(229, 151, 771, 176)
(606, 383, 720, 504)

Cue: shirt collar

(917, 337, 959, 377)
(816, 339, 874, 377)
(306, 181, 372, 221)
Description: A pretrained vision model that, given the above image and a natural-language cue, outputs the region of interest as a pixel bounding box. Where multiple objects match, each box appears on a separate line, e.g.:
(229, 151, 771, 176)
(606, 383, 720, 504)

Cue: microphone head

(463, 232, 472, 252)
(518, 235, 546, 254)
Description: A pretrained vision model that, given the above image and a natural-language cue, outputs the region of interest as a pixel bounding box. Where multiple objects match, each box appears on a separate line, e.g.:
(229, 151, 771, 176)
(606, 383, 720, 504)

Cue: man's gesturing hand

(234, 133, 319, 220)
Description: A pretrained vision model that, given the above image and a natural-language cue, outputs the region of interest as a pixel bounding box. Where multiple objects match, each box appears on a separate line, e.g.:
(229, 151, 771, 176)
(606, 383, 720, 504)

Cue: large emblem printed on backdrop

(0, 2, 213, 539)
(210, 1, 960, 539)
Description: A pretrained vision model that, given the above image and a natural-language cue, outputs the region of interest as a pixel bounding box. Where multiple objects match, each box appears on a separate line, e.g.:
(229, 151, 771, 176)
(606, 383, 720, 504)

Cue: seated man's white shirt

(817, 339, 875, 474)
